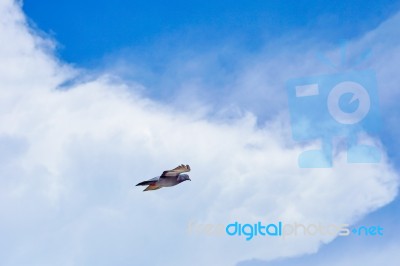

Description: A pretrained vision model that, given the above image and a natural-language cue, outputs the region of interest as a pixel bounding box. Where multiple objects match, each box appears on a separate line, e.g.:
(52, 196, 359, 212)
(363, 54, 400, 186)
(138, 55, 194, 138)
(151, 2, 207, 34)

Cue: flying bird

(136, 164, 191, 191)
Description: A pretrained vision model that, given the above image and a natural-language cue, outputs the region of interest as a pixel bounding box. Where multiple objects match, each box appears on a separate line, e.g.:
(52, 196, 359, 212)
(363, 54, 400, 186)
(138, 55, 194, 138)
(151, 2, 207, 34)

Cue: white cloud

(0, 0, 398, 265)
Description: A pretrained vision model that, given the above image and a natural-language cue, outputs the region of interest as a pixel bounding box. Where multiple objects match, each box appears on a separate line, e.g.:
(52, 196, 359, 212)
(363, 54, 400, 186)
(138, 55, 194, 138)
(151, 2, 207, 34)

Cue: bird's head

(178, 174, 191, 182)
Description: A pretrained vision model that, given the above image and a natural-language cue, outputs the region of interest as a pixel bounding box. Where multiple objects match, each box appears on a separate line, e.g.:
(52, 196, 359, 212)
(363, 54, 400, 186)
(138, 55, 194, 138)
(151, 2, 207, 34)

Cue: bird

(136, 164, 191, 191)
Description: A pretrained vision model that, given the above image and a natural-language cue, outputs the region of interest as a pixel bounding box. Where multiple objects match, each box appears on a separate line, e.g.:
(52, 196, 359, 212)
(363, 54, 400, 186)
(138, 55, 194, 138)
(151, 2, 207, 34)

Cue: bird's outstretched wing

(160, 164, 191, 178)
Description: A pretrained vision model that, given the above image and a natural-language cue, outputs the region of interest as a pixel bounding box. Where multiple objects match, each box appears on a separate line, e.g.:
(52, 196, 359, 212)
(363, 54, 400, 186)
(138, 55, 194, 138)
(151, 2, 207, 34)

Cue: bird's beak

(189, 178, 191, 181)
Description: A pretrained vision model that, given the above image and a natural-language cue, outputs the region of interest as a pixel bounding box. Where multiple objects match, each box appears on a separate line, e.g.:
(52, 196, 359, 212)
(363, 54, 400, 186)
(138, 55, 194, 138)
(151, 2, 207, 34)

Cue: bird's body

(136, 164, 191, 191)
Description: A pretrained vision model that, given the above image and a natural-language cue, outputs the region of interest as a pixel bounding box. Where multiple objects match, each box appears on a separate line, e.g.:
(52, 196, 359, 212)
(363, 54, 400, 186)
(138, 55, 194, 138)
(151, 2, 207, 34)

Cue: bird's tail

(136, 180, 157, 186)
(143, 184, 161, 191)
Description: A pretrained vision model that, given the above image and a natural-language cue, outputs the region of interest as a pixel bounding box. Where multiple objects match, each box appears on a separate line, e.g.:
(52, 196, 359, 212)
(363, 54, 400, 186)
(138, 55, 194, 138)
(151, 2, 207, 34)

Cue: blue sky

(23, 0, 400, 120)
(24, 0, 400, 64)
(1, 0, 400, 265)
